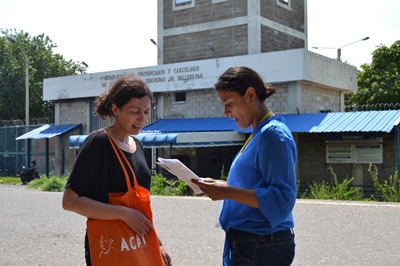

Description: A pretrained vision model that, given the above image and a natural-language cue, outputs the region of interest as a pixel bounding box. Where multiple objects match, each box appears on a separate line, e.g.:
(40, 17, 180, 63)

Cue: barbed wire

(345, 103, 400, 112)
(0, 117, 54, 127)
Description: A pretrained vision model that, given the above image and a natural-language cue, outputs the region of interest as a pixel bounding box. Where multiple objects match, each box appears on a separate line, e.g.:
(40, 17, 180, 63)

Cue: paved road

(1, 184, 400, 266)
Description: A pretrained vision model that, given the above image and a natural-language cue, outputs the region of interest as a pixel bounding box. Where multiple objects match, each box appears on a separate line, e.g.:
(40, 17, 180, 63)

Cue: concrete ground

(1, 184, 400, 266)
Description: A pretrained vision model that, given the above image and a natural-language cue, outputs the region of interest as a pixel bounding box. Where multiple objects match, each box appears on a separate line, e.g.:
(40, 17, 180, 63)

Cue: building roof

(283, 110, 400, 133)
(16, 124, 82, 140)
(142, 117, 249, 133)
(67, 110, 400, 148)
(142, 110, 400, 134)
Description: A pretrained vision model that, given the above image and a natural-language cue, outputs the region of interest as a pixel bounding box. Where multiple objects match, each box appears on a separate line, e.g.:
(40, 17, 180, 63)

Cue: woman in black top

(62, 74, 172, 266)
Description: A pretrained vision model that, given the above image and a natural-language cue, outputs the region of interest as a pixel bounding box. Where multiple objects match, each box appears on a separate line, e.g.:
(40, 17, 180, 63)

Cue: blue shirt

(220, 116, 297, 265)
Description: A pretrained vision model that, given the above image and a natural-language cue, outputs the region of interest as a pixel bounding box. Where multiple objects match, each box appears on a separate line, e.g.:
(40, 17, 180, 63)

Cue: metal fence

(0, 124, 54, 177)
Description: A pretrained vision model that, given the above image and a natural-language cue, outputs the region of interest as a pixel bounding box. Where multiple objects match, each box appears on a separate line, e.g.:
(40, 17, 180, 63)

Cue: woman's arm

(62, 187, 153, 236)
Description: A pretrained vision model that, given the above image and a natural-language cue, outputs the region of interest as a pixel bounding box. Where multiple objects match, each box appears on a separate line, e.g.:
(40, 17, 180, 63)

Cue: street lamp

(208, 43, 219, 67)
(7, 35, 29, 125)
(312, 37, 370, 61)
(150, 38, 161, 59)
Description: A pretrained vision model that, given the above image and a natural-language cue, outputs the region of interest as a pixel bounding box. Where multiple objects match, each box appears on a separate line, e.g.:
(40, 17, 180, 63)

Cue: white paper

(156, 157, 203, 195)
(215, 200, 223, 228)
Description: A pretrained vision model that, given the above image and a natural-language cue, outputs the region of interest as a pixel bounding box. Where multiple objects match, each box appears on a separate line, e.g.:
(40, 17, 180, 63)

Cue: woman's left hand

(160, 245, 172, 266)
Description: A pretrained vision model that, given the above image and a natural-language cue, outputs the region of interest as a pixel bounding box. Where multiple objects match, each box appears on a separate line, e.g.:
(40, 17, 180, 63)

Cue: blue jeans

(228, 229, 295, 266)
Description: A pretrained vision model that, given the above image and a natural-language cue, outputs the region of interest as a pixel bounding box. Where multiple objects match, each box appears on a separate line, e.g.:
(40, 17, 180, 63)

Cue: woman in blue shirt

(193, 66, 297, 266)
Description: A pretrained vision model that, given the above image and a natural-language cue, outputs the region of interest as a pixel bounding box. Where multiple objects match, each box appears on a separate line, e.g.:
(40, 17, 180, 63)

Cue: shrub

(369, 163, 400, 202)
(301, 167, 363, 201)
(150, 173, 167, 195)
(151, 173, 189, 196)
(329, 167, 363, 201)
(28, 176, 67, 192)
(220, 165, 228, 181)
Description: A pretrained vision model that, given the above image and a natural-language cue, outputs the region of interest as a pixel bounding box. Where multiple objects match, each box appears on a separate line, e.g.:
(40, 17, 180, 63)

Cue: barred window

(174, 92, 186, 102)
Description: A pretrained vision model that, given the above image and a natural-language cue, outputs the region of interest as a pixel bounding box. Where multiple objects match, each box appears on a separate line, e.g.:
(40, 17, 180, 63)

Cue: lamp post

(150, 38, 161, 60)
(7, 36, 29, 125)
(208, 43, 219, 67)
(312, 37, 370, 61)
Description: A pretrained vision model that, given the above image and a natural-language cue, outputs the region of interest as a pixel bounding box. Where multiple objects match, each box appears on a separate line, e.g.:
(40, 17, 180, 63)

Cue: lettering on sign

(97, 65, 205, 86)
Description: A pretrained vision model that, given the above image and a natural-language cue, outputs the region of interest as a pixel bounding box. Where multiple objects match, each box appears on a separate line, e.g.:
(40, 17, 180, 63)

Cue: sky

(1, 0, 399, 73)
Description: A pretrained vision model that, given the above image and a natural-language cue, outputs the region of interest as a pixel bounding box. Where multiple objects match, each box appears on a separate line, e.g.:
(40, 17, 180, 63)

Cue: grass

(1, 163, 399, 201)
(0, 176, 21, 185)
(0, 175, 67, 192)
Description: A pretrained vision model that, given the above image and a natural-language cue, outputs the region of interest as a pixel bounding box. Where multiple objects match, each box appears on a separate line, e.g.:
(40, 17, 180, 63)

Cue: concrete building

(39, 0, 400, 192)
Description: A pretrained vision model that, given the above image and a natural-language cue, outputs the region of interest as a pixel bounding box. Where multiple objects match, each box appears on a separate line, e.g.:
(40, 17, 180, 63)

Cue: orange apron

(87, 131, 165, 266)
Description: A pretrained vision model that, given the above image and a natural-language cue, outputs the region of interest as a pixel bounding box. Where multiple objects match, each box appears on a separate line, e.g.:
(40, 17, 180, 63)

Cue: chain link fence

(0, 117, 55, 177)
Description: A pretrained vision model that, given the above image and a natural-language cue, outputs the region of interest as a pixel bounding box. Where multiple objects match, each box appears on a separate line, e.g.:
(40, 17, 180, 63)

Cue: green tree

(346, 40, 400, 108)
(0, 29, 87, 121)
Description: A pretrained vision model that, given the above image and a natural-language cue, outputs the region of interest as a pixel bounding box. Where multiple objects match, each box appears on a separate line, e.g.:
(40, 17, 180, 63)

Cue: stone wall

(164, 25, 248, 64)
(301, 83, 341, 113)
(163, 0, 247, 29)
(161, 84, 290, 118)
(58, 100, 89, 174)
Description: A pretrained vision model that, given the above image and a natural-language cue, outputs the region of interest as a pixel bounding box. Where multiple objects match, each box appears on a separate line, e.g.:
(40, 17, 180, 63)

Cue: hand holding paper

(156, 157, 203, 195)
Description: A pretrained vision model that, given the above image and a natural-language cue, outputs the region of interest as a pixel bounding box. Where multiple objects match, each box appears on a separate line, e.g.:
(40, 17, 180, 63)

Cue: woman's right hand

(63, 187, 154, 236)
(121, 207, 154, 236)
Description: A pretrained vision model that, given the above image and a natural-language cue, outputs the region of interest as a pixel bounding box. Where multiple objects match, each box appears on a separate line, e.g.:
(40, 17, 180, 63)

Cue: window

(212, 0, 228, 3)
(176, 0, 191, 4)
(174, 92, 186, 102)
(173, 0, 195, 10)
(277, 0, 290, 9)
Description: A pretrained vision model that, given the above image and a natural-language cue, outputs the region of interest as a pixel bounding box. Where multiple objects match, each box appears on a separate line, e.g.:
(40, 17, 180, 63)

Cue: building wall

(261, 26, 305, 52)
(159, 82, 342, 118)
(59, 100, 89, 131)
(58, 100, 89, 174)
(260, 0, 305, 52)
(163, 0, 247, 29)
(296, 132, 396, 194)
(261, 0, 305, 32)
(266, 84, 289, 113)
(161, 84, 292, 118)
(162, 0, 306, 63)
(164, 25, 248, 64)
(162, 89, 222, 118)
(301, 83, 341, 113)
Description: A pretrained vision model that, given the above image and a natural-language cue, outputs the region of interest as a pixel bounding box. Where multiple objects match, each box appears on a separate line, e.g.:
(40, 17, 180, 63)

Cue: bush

(369, 163, 400, 202)
(220, 165, 228, 181)
(28, 176, 67, 192)
(150, 173, 167, 195)
(301, 167, 363, 201)
(151, 173, 189, 196)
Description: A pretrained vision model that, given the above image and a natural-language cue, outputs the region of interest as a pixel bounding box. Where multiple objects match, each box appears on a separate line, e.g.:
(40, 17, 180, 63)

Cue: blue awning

(68, 131, 246, 148)
(68, 135, 89, 148)
(141, 117, 250, 133)
(16, 124, 83, 140)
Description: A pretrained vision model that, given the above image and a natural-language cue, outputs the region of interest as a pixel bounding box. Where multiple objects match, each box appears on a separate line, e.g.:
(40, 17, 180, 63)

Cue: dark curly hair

(94, 74, 153, 120)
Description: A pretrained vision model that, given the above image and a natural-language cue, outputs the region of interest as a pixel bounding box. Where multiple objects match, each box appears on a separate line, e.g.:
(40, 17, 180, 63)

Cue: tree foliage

(346, 40, 400, 107)
(0, 29, 86, 121)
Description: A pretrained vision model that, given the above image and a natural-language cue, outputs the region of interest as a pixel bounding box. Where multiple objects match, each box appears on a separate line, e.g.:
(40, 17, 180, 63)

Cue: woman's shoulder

(86, 129, 107, 141)
(132, 135, 144, 149)
(81, 130, 109, 150)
